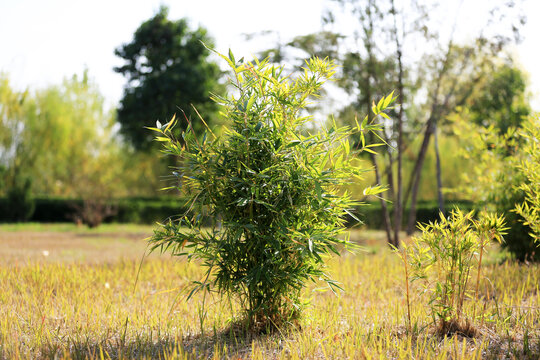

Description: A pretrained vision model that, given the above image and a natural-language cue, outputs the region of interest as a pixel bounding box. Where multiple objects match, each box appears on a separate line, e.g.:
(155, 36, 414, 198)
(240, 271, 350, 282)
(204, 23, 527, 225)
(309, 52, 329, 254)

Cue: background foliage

(114, 5, 222, 151)
(0, 1, 538, 262)
(453, 114, 539, 261)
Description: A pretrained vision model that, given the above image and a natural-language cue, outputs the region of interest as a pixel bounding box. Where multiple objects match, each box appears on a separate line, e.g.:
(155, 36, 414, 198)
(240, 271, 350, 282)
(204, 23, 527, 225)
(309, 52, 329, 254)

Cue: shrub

(148, 51, 391, 329)
(453, 115, 539, 261)
(69, 199, 117, 228)
(399, 208, 506, 336)
(514, 117, 540, 249)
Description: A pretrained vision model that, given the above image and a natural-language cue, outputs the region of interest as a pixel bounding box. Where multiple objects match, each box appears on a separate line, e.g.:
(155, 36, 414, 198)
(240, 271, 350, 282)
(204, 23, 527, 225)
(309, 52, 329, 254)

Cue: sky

(1, 0, 539, 110)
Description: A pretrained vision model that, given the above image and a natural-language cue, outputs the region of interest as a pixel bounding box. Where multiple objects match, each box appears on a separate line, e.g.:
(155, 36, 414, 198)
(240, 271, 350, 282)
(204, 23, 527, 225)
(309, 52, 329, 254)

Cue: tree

(465, 63, 530, 134)
(0, 71, 146, 226)
(32, 73, 158, 226)
(114, 6, 222, 151)
(319, 0, 526, 241)
(319, 0, 423, 247)
(0, 74, 28, 192)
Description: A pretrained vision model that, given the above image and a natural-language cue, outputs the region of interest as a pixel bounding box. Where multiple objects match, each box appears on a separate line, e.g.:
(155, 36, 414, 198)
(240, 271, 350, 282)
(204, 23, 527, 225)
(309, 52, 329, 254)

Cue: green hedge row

(0, 196, 474, 228)
(0, 197, 190, 224)
(351, 200, 476, 230)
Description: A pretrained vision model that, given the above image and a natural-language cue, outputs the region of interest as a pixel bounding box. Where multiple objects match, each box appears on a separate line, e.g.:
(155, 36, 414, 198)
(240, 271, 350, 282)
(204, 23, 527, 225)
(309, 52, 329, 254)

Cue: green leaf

(376, 96, 384, 112)
(237, 198, 249, 207)
(379, 112, 390, 120)
(383, 90, 395, 108)
(246, 94, 256, 112)
(315, 182, 322, 201)
(164, 114, 176, 132)
(371, 102, 378, 115)
(287, 139, 302, 148)
(361, 115, 368, 128)
(228, 48, 236, 64)
(344, 208, 360, 222)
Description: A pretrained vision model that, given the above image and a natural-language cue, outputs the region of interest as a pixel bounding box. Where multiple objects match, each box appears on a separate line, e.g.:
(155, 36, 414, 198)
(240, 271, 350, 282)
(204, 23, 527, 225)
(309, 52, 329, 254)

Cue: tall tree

(1, 72, 129, 196)
(114, 6, 221, 150)
(466, 63, 530, 134)
(1, 71, 163, 225)
(0, 74, 27, 190)
(322, 0, 423, 247)
(249, 0, 525, 244)
(404, 41, 526, 233)
(323, 0, 526, 239)
(390, 0, 405, 246)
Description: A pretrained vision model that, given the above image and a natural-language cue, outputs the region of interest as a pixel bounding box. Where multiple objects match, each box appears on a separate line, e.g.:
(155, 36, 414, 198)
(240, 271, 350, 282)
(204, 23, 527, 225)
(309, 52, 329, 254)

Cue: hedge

(0, 196, 475, 229)
(0, 197, 190, 224)
(351, 200, 476, 230)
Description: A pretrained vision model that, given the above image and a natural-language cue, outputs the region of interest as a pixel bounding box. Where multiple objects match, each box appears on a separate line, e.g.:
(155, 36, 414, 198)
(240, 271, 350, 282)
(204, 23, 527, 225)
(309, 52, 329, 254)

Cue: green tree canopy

(1, 71, 134, 196)
(1, 70, 166, 204)
(0, 75, 26, 185)
(114, 6, 221, 150)
(465, 63, 530, 134)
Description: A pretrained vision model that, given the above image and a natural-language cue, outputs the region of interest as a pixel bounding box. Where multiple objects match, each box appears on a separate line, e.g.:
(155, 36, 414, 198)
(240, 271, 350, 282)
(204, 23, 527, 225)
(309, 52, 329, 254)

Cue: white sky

(1, 0, 539, 110)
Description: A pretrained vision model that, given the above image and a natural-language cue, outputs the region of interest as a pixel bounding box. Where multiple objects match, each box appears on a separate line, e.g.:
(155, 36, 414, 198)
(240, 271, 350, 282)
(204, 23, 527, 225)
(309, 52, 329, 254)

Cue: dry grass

(0, 223, 153, 265)
(0, 224, 538, 359)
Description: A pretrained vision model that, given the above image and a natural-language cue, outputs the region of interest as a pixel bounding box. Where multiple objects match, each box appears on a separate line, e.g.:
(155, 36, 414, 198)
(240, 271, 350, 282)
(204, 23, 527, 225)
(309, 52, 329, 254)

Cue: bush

(70, 199, 117, 228)
(514, 117, 540, 251)
(494, 177, 536, 261)
(487, 119, 540, 261)
(148, 52, 391, 329)
(399, 209, 506, 336)
(453, 115, 539, 261)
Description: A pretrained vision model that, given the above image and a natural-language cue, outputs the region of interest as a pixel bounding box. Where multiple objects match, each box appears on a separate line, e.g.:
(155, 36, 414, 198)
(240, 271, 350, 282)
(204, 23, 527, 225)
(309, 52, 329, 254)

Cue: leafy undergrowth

(0, 227, 538, 359)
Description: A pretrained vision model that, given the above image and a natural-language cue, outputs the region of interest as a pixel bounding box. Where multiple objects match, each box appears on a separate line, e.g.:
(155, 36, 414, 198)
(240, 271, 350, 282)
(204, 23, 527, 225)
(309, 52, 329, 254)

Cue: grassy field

(0, 224, 538, 359)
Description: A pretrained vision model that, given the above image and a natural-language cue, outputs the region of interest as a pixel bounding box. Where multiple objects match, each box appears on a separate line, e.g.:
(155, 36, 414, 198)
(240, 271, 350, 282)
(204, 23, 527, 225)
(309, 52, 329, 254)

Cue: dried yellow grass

(0, 225, 538, 359)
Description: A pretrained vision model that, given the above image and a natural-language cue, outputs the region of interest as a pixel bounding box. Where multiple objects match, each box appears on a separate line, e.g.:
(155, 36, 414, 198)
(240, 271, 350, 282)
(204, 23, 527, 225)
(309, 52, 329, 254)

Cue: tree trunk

(385, 145, 396, 206)
(364, 0, 395, 246)
(434, 122, 445, 214)
(405, 60, 477, 234)
(405, 117, 435, 234)
(369, 151, 394, 245)
(391, 0, 403, 248)
(405, 34, 457, 234)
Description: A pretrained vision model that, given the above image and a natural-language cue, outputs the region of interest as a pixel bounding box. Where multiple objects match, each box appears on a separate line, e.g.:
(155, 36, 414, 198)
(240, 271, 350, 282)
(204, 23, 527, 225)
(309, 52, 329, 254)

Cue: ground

(0, 223, 538, 359)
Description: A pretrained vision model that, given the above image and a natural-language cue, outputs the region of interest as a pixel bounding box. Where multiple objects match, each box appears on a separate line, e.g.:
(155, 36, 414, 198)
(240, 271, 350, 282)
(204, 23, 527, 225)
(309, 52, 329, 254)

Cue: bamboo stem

(402, 249, 412, 333)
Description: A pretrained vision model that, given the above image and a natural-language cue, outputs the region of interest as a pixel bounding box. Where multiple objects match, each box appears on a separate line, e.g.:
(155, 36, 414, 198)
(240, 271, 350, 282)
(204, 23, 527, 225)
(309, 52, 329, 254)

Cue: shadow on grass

(38, 321, 286, 359)
(481, 333, 540, 360)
